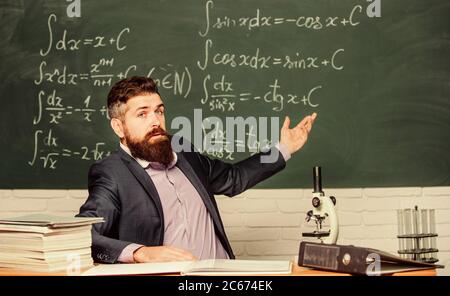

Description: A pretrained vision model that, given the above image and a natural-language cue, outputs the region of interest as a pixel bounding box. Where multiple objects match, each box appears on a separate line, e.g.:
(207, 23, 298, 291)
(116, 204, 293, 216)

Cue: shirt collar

(120, 142, 177, 170)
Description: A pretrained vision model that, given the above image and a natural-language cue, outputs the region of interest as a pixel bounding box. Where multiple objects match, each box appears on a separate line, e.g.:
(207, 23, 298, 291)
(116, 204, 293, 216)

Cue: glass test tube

(397, 209, 405, 258)
(429, 209, 438, 261)
(412, 207, 421, 260)
(421, 209, 430, 260)
(403, 209, 412, 259)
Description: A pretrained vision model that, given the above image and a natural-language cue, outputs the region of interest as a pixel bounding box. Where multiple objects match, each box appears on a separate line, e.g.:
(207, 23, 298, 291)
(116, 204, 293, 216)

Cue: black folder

(298, 241, 443, 275)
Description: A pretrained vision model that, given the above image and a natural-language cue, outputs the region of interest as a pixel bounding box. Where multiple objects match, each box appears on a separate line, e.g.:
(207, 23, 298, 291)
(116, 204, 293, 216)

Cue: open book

(181, 260, 292, 276)
(82, 260, 292, 276)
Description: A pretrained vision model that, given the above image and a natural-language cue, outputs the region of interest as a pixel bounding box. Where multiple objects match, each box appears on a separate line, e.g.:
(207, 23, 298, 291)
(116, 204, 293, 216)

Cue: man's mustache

(145, 128, 169, 140)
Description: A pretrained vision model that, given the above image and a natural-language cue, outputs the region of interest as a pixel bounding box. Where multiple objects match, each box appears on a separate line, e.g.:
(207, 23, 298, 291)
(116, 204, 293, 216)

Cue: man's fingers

(285, 113, 317, 132)
(165, 253, 195, 261)
(297, 113, 317, 133)
(305, 117, 313, 133)
(294, 118, 309, 134)
(306, 113, 317, 132)
(296, 115, 311, 129)
(282, 116, 290, 130)
(166, 247, 197, 260)
(157, 254, 192, 262)
(157, 255, 191, 262)
(134, 246, 198, 263)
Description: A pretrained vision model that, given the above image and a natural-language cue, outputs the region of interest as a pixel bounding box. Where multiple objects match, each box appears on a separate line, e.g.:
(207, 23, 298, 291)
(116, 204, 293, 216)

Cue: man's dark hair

(107, 76, 160, 119)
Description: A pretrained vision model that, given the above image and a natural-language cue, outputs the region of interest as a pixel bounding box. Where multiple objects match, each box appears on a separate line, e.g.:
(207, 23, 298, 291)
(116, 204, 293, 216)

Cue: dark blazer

(77, 140, 286, 263)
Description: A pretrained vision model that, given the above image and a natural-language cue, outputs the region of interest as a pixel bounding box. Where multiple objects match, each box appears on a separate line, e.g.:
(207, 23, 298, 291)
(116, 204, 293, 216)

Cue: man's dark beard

(125, 127, 174, 166)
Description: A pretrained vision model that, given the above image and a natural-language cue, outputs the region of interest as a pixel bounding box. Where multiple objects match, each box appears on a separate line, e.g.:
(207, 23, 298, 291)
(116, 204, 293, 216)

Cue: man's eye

(156, 110, 164, 115)
(138, 113, 146, 118)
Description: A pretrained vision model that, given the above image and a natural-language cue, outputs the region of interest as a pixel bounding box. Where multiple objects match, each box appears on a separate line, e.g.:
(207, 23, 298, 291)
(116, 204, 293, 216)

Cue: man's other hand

(280, 112, 317, 155)
(133, 246, 197, 263)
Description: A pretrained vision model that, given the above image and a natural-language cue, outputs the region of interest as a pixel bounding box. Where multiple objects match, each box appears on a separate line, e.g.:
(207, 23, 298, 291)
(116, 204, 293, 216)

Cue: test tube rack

(397, 206, 439, 264)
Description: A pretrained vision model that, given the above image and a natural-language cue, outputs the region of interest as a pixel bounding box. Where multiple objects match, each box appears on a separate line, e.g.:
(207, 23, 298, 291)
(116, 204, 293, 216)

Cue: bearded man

(77, 76, 317, 264)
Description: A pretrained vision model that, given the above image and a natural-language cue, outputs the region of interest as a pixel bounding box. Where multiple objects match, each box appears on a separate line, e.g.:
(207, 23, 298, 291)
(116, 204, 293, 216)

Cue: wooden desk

(0, 263, 437, 276)
(290, 264, 437, 276)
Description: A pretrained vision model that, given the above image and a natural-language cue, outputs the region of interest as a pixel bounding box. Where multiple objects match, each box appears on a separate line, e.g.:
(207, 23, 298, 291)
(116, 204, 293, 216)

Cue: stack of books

(0, 214, 103, 273)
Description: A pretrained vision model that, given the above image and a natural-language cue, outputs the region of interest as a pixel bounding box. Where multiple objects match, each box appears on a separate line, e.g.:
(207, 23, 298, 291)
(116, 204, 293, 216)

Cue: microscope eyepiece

(313, 166, 324, 195)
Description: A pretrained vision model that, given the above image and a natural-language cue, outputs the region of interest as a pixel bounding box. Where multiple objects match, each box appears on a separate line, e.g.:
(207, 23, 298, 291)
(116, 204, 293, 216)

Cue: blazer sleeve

(197, 146, 287, 197)
(76, 162, 133, 264)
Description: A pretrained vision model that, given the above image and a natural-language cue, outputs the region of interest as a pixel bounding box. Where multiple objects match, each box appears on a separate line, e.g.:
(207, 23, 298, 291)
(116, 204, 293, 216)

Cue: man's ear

(111, 118, 125, 139)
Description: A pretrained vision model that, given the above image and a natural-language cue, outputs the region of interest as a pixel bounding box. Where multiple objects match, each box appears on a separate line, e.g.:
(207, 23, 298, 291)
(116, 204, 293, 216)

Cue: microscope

(302, 167, 339, 244)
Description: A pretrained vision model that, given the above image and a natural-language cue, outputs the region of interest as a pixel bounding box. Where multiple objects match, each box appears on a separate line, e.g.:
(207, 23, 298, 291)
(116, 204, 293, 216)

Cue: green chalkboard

(0, 0, 449, 189)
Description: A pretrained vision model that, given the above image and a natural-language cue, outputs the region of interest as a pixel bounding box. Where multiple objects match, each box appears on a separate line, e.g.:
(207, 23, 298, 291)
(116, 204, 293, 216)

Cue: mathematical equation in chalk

(28, 129, 111, 169)
(40, 14, 130, 56)
(201, 75, 321, 112)
(32, 89, 109, 125)
(33, 60, 192, 97)
(199, 1, 365, 36)
(200, 120, 273, 161)
(197, 40, 345, 71)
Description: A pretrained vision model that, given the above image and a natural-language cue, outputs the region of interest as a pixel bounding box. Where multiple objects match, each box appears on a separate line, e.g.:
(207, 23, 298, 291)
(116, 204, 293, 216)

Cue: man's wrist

(132, 245, 145, 262)
(275, 142, 291, 162)
(118, 243, 144, 263)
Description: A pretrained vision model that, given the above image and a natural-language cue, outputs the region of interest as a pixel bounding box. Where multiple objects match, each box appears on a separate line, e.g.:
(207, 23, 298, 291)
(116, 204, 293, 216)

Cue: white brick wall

(0, 187, 449, 275)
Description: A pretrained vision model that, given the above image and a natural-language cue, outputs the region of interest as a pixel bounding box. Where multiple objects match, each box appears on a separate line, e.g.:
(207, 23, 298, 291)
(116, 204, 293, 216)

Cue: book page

(82, 260, 292, 276)
(82, 261, 194, 276)
(182, 259, 292, 275)
(0, 214, 104, 227)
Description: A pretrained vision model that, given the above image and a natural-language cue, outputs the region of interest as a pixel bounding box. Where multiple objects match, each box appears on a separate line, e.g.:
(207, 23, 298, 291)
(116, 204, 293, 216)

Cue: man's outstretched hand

(133, 246, 197, 263)
(280, 113, 317, 155)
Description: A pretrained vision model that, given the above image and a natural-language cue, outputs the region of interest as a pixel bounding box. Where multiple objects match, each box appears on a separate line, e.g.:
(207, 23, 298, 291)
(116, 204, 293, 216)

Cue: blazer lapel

(118, 147, 165, 221)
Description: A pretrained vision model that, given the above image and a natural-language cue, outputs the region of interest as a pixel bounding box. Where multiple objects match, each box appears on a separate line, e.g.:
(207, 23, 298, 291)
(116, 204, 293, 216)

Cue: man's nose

(149, 112, 161, 127)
